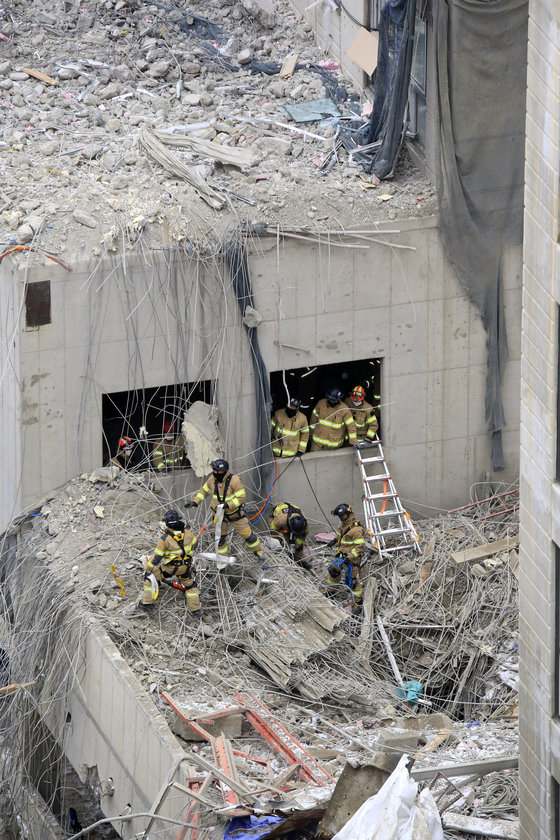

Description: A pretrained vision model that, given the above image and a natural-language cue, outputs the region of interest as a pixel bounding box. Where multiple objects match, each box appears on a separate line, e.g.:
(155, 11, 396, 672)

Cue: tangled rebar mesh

(0, 526, 98, 837)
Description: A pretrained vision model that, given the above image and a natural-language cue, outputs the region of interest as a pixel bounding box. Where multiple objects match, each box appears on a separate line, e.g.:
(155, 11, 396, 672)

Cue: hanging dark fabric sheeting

(362, 0, 416, 176)
(434, 0, 528, 470)
(224, 234, 273, 495)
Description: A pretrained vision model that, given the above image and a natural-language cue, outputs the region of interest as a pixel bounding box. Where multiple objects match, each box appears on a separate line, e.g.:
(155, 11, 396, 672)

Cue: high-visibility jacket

(146, 528, 197, 573)
(269, 502, 308, 548)
(193, 472, 247, 519)
(271, 409, 309, 457)
(344, 398, 378, 441)
(335, 516, 366, 562)
(151, 435, 185, 471)
(310, 399, 357, 448)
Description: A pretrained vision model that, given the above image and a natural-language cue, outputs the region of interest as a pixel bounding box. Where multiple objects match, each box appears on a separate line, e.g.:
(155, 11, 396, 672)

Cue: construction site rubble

(0, 0, 437, 260)
(0, 468, 521, 838)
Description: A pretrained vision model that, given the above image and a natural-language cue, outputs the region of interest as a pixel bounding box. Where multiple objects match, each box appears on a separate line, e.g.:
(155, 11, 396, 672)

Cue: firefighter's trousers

(216, 514, 262, 556)
(326, 560, 363, 605)
(142, 560, 201, 611)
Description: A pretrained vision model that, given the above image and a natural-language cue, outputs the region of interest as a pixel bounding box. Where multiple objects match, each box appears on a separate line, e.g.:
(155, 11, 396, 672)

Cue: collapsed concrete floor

(0, 468, 520, 839)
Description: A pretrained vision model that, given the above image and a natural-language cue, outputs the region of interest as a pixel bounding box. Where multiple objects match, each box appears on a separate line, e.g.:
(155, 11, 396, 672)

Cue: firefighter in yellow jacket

(140, 509, 201, 615)
(310, 387, 357, 451)
(325, 503, 366, 615)
(151, 421, 186, 471)
(344, 386, 378, 443)
(269, 501, 312, 570)
(271, 397, 309, 458)
(185, 459, 262, 558)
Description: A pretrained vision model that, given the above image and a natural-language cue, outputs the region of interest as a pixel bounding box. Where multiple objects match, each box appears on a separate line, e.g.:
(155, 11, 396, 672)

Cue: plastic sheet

(224, 815, 283, 840)
(332, 755, 443, 840)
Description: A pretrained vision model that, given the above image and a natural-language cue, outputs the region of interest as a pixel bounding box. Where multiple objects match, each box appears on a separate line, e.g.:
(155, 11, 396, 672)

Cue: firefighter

(310, 387, 357, 451)
(185, 459, 263, 558)
(140, 509, 201, 615)
(270, 397, 309, 458)
(325, 503, 365, 615)
(151, 421, 186, 471)
(344, 386, 378, 444)
(269, 502, 312, 570)
(110, 436, 138, 470)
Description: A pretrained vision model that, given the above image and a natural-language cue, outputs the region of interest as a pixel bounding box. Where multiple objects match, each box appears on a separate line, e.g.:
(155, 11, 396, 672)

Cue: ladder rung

(374, 527, 413, 536)
(360, 456, 385, 464)
(365, 492, 398, 500)
(363, 473, 392, 482)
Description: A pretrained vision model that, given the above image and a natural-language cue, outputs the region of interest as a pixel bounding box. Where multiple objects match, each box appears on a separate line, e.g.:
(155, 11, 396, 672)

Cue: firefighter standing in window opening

(270, 397, 309, 458)
(110, 436, 138, 470)
(344, 386, 378, 446)
(140, 509, 201, 616)
(325, 503, 366, 615)
(185, 459, 263, 559)
(310, 387, 357, 451)
(269, 502, 312, 570)
(151, 420, 186, 471)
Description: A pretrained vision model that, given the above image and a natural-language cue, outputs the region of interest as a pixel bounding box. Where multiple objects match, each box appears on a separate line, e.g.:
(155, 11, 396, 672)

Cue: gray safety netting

(434, 0, 528, 470)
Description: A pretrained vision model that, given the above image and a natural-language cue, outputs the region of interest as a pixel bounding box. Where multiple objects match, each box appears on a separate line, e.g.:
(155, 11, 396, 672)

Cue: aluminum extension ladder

(356, 439, 421, 558)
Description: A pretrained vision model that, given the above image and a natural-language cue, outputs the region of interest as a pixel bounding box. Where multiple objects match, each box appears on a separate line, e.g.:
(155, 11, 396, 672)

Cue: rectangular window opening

(102, 380, 214, 471)
(556, 304, 560, 480)
(25, 281, 51, 329)
(270, 357, 382, 453)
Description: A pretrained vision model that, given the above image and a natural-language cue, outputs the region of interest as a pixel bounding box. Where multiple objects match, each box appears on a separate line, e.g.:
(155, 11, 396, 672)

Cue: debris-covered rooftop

(0, 0, 437, 257)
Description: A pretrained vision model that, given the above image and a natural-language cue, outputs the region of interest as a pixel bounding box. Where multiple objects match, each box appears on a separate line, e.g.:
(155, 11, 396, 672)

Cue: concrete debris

(5, 473, 521, 833)
(0, 0, 436, 258)
(182, 400, 225, 478)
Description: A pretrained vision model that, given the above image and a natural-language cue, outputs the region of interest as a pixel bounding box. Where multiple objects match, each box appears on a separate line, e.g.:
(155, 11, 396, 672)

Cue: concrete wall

(0, 259, 22, 529)
(60, 625, 189, 840)
(519, 2, 560, 838)
(8, 218, 521, 532)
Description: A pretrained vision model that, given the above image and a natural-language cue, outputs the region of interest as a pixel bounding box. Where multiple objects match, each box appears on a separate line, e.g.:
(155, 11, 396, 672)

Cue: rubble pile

(0, 0, 437, 257)
(7, 471, 520, 837)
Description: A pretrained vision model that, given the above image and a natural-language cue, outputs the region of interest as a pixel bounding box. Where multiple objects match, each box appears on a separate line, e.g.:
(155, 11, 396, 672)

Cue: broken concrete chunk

(73, 209, 98, 229)
(237, 48, 253, 65)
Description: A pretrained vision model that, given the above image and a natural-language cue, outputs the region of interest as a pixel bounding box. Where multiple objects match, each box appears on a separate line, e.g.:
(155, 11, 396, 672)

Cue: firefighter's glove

(184, 500, 197, 509)
(294, 451, 303, 457)
(143, 571, 152, 581)
(328, 555, 346, 578)
(327, 538, 337, 548)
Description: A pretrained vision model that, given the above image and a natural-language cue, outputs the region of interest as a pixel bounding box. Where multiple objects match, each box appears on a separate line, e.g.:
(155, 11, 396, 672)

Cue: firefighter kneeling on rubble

(326, 503, 366, 615)
(185, 459, 263, 559)
(269, 502, 312, 570)
(140, 509, 201, 616)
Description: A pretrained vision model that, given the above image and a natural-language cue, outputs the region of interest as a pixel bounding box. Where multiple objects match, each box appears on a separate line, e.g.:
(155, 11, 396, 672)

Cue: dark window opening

(102, 380, 213, 471)
(554, 776, 560, 839)
(25, 281, 51, 328)
(270, 357, 382, 450)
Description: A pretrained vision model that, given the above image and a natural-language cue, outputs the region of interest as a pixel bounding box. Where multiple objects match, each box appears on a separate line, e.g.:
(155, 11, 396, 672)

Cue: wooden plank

(411, 755, 518, 782)
(442, 812, 519, 839)
(451, 537, 518, 566)
(279, 53, 299, 78)
(21, 68, 58, 85)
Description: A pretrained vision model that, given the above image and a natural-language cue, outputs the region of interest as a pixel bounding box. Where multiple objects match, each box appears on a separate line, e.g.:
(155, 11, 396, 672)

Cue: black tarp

(434, 0, 528, 470)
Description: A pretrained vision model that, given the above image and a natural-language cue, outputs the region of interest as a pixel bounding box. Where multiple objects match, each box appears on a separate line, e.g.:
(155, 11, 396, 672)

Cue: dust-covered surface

(0, 0, 437, 261)
(16, 470, 520, 828)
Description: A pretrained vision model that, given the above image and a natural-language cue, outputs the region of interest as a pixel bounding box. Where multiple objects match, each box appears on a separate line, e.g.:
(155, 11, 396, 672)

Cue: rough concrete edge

(22, 781, 67, 840)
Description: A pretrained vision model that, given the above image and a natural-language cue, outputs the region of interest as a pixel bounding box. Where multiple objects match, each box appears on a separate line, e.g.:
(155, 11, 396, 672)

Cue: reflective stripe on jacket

(152, 435, 185, 471)
(271, 409, 309, 456)
(194, 472, 246, 516)
(344, 398, 378, 441)
(146, 528, 197, 572)
(310, 399, 357, 448)
(269, 502, 308, 547)
(336, 518, 366, 561)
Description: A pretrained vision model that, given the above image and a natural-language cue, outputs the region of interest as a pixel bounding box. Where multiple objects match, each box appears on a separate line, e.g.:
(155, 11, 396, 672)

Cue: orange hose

(249, 458, 278, 521)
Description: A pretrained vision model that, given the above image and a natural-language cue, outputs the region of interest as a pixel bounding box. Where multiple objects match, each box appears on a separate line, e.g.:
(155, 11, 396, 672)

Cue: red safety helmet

(163, 420, 176, 433)
(118, 436, 132, 449)
(351, 386, 365, 405)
